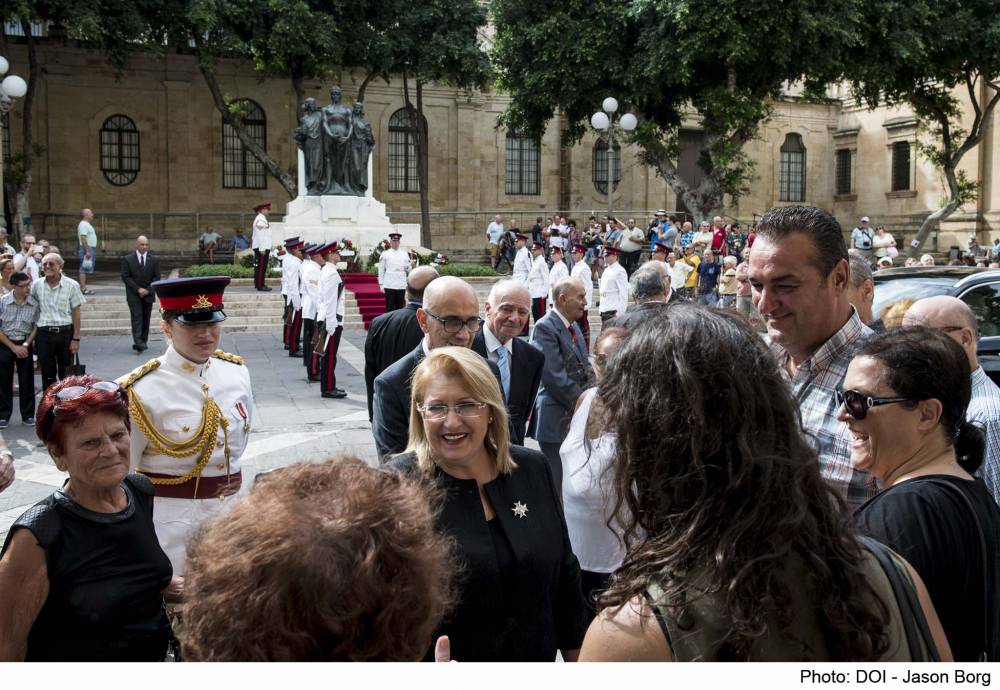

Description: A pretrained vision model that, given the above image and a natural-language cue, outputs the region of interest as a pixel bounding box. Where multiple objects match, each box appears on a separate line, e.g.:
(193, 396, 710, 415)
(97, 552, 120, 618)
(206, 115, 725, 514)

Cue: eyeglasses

(417, 401, 488, 420)
(589, 353, 609, 368)
(424, 310, 481, 334)
(835, 389, 914, 420)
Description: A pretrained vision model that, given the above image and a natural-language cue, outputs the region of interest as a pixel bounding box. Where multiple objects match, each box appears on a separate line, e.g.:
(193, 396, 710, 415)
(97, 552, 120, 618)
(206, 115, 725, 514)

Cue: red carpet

(342, 272, 385, 330)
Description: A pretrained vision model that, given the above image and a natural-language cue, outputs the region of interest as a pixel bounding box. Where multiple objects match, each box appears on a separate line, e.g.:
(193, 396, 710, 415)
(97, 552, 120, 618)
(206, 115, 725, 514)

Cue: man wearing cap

(548, 245, 569, 303)
(651, 242, 670, 263)
(512, 233, 531, 285)
(118, 276, 254, 581)
(598, 246, 629, 328)
(318, 243, 347, 398)
(251, 203, 272, 291)
(302, 244, 325, 381)
(570, 244, 593, 349)
(528, 241, 551, 326)
(851, 216, 875, 266)
(281, 238, 305, 357)
(378, 232, 411, 312)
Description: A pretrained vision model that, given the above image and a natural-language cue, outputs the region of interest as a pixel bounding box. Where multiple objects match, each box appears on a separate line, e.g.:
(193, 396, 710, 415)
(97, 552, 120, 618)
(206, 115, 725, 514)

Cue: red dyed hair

(36, 375, 130, 455)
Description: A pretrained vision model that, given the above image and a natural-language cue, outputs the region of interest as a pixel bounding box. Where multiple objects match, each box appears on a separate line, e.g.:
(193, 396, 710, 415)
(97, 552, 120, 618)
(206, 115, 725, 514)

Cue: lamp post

(591, 97, 637, 217)
(0, 56, 27, 228)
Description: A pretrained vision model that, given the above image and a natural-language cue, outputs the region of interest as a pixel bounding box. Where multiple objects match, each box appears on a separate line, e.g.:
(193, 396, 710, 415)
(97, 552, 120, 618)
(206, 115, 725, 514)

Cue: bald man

(121, 235, 161, 352)
(903, 296, 1000, 501)
(372, 276, 502, 460)
(364, 265, 440, 421)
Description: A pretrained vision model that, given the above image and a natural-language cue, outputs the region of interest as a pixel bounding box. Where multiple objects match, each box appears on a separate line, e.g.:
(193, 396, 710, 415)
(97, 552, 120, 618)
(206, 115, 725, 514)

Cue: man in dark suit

(604, 262, 678, 331)
(529, 277, 593, 485)
(120, 235, 161, 352)
(472, 280, 543, 445)
(364, 265, 439, 421)
(373, 276, 501, 461)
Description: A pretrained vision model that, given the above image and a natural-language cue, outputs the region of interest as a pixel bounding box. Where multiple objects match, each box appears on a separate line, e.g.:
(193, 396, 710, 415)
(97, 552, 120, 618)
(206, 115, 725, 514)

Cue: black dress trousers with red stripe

(320, 325, 344, 394)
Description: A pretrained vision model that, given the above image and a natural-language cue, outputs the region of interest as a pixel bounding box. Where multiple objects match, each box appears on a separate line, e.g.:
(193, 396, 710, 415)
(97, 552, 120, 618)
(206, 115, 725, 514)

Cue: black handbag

(67, 353, 86, 376)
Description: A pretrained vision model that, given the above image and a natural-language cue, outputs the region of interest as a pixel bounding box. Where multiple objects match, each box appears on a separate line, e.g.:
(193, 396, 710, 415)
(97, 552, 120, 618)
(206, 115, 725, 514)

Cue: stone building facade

(2, 39, 996, 258)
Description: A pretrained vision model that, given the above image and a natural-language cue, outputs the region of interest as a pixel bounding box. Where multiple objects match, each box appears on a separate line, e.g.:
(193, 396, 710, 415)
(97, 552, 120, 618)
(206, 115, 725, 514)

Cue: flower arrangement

(431, 251, 448, 265)
(366, 238, 392, 272)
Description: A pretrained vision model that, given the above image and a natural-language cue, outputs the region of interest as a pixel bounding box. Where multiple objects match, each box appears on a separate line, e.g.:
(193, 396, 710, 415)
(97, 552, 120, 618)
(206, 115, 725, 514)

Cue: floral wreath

(337, 237, 357, 258)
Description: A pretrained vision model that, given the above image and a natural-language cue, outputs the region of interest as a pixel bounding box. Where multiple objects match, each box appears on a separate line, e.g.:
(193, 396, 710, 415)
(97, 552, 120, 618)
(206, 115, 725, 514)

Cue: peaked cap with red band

(153, 276, 231, 324)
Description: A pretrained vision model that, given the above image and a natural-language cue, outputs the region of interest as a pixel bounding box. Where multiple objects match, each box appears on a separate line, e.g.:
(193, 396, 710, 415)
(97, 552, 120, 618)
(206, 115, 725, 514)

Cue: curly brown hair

(181, 457, 456, 661)
(597, 304, 892, 660)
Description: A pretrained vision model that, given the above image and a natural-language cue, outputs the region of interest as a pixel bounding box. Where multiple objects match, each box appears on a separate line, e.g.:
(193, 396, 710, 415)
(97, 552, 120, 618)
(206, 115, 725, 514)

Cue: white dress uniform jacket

(282, 254, 302, 311)
(571, 261, 593, 309)
(300, 259, 321, 320)
(548, 259, 569, 302)
(528, 254, 551, 299)
(378, 248, 411, 291)
(119, 345, 254, 574)
(513, 246, 532, 284)
(320, 262, 343, 331)
(251, 212, 271, 251)
(599, 261, 629, 315)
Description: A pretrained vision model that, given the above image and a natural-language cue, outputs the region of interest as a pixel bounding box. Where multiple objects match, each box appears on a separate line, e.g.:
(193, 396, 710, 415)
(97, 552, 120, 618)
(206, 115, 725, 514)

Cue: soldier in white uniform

(511, 233, 531, 285)
(318, 243, 347, 398)
(598, 246, 629, 330)
(570, 243, 593, 349)
(300, 244, 323, 381)
(281, 237, 305, 356)
(528, 241, 551, 326)
(118, 276, 254, 579)
(251, 202, 272, 291)
(378, 232, 411, 312)
(548, 245, 569, 304)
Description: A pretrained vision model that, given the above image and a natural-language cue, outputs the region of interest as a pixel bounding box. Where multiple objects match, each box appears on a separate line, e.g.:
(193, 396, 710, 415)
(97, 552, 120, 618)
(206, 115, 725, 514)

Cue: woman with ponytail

(841, 327, 1000, 661)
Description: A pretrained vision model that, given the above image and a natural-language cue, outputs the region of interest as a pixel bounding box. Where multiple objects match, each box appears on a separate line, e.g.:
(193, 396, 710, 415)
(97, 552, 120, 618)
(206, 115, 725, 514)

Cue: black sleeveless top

(1, 473, 172, 661)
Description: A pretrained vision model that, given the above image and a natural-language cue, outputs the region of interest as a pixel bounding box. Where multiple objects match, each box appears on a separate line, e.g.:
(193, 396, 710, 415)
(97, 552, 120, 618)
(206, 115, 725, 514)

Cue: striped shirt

(771, 309, 875, 511)
(0, 291, 39, 340)
(32, 275, 85, 327)
(968, 366, 1000, 503)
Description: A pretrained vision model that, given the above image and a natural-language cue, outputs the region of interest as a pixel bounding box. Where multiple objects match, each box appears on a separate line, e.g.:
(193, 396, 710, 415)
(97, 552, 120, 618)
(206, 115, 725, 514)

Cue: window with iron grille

(835, 148, 852, 195)
(388, 108, 420, 193)
(592, 138, 621, 195)
(779, 133, 806, 202)
(506, 129, 540, 195)
(892, 141, 911, 191)
(99, 114, 140, 187)
(222, 99, 267, 190)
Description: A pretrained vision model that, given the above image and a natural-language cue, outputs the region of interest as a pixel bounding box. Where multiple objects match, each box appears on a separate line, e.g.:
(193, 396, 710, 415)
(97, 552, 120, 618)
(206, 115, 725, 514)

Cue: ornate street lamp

(0, 56, 27, 114)
(591, 96, 637, 217)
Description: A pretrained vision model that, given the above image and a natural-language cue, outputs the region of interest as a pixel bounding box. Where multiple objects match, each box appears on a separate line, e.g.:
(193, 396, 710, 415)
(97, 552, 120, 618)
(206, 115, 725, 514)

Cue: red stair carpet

(341, 272, 385, 329)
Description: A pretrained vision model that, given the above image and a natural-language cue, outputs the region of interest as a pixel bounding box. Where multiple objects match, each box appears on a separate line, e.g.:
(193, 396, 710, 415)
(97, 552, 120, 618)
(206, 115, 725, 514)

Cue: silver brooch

(512, 501, 528, 519)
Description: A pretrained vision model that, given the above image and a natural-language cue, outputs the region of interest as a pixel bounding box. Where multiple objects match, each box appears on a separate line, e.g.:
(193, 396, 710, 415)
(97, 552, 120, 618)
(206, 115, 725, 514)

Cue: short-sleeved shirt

(968, 366, 1000, 503)
(679, 230, 695, 249)
(487, 222, 504, 244)
(32, 275, 85, 327)
(852, 227, 874, 250)
(231, 234, 249, 250)
(711, 227, 727, 251)
(78, 220, 97, 248)
(200, 232, 221, 245)
(697, 260, 721, 293)
(0, 291, 39, 340)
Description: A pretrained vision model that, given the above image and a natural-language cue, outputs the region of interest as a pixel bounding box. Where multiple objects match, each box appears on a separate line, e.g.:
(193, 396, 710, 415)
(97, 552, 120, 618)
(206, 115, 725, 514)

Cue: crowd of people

(0, 204, 998, 663)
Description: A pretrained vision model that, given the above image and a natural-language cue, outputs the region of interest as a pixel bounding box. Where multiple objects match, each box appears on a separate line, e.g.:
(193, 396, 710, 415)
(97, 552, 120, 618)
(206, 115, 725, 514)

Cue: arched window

(223, 99, 267, 189)
(593, 138, 621, 195)
(892, 141, 911, 191)
(779, 133, 806, 202)
(99, 114, 139, 186)
(388, 108, 420, 193)
(506, 129, 540, 195)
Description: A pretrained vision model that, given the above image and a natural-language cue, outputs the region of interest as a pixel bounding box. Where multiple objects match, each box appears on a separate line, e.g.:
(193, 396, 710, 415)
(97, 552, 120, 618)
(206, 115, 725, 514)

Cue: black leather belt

(41, 325, 72, 333)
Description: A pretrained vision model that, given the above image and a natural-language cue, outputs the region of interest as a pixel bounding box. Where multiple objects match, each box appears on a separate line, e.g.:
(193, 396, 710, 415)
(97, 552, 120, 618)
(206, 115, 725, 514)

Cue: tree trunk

(10, 20, 39, 239)
(403, 73, 432, 248)
(652, 156, 715, 226)
(357, 70, 378, 103)
(197, 55, 298, 199)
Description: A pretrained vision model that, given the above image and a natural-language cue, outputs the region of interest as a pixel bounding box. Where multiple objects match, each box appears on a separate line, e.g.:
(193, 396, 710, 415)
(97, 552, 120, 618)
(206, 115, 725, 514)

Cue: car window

(959, 283, 1000, 336)
(872, 277, 956, 321)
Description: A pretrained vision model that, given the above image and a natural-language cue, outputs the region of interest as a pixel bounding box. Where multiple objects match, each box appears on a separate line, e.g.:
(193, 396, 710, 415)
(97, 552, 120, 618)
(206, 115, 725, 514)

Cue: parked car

(873, 267, 1000, 384)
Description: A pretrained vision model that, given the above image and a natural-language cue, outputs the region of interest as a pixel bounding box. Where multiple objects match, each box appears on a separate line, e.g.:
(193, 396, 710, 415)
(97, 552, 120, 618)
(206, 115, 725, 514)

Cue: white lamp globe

(591, 111, 610, 131)
(620, 112, 638, 131)
(2, 75, 27, 99)
(0, 57, 9, 77)
(602, 97, 619, 114)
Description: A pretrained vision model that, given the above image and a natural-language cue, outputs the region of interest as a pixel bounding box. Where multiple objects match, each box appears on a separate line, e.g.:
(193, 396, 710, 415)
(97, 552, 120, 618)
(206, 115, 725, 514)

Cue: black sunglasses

(835, 389, 914, 420)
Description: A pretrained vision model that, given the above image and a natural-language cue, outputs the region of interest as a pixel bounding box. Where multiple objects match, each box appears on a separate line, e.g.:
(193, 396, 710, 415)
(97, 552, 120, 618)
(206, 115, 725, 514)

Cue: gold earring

(489, 417, 494, 423)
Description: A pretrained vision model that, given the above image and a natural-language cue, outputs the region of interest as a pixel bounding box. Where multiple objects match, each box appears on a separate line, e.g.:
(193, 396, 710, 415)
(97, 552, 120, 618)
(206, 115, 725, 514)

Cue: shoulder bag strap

(859, 535, 939, 661)
(642, 586, 676, 657)
(920, 478, 991, 661)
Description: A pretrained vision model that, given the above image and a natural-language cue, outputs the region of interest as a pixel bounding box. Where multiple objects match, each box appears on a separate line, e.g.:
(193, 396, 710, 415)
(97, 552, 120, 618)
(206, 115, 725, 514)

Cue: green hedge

(436, 262, 497, 277)
(184, 264, 280, 278)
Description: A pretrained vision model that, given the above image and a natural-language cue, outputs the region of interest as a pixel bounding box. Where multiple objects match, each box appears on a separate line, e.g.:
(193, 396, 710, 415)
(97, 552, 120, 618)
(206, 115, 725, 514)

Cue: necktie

(140, 253, 145, 269)
(570, 326, 580, 349)
(495, 345, 511, 399)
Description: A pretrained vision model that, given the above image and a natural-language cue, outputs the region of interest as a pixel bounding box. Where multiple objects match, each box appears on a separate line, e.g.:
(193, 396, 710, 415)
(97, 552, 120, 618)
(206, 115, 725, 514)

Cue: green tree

(848, 0, 1000, 257)
(492, 0, 861, 222)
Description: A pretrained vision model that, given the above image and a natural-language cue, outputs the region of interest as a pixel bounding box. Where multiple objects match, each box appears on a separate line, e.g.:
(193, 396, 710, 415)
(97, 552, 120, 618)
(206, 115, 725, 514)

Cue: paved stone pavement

(0, 329, 380, 539)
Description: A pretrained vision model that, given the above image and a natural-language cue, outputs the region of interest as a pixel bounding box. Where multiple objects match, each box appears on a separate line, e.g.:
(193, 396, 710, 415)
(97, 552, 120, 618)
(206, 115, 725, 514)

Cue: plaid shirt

(32, 275, 85, 327)
(968, 366, 1000, 503)
(771, 309, 875, 511)
(0, 291, 39, 340)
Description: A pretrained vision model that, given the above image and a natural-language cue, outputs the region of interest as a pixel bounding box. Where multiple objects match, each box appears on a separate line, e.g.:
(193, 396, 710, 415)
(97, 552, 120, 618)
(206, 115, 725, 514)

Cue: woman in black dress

(391, 347, 589, 661)
(843, 327, 1000, 661)
(0, 376, 171, 661)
